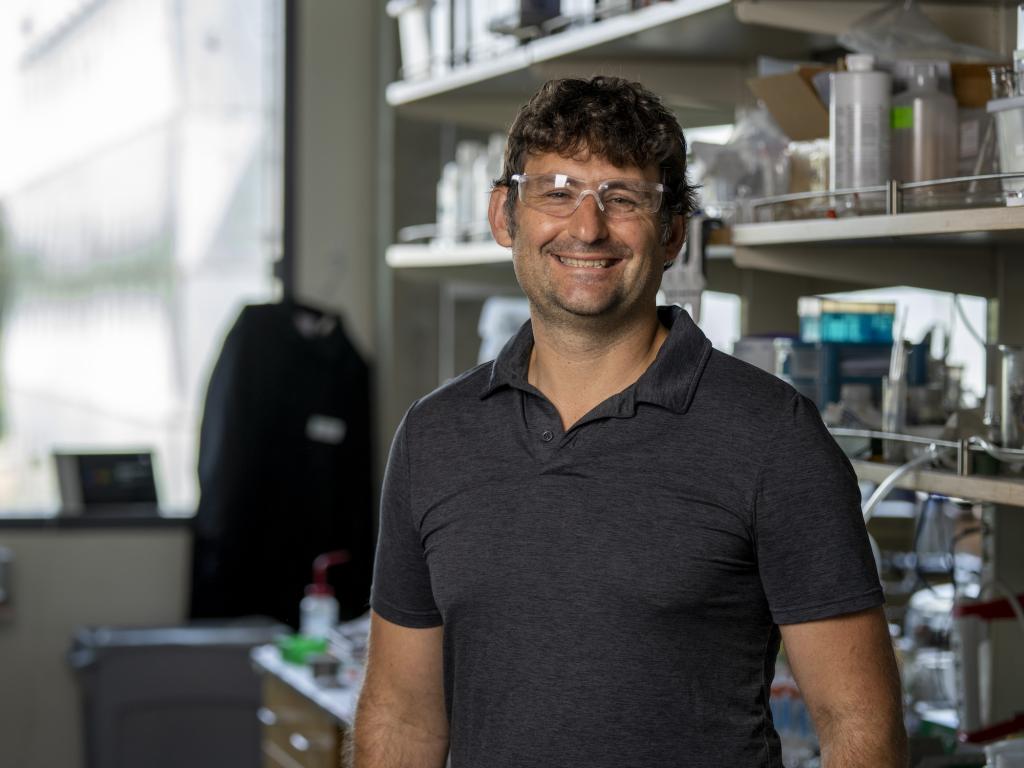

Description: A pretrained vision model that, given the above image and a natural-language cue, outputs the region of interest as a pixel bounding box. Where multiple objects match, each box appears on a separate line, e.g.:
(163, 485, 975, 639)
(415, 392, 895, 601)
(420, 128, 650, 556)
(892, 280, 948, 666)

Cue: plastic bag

(838, 0, 1001, 63)
(688, 108, 790, 220)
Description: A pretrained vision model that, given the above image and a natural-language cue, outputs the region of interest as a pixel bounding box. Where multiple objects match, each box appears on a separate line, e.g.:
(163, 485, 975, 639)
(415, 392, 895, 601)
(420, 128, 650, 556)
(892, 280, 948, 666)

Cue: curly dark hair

(495, 76, 698, 241)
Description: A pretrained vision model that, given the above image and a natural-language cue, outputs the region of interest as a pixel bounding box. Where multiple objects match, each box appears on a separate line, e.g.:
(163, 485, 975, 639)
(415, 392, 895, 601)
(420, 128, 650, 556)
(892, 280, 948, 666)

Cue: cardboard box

(747, 66, 830, 141)
(951, 62, 1000, 109)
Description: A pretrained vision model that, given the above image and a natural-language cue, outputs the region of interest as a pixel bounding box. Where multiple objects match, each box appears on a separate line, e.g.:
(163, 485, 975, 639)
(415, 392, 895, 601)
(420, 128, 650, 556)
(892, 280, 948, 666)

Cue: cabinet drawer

(260, 675, 344, 768)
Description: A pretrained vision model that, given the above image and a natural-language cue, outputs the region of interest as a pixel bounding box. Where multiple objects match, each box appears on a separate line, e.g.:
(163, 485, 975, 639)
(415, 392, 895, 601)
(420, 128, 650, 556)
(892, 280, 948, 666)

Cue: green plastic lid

(276, 634, 328, 665)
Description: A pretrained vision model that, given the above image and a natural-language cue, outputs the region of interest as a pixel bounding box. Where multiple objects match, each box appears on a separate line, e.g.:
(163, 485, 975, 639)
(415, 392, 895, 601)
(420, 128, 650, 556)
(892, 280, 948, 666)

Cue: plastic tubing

(861, 444, 954, 522)
(312, 550, 351, 588)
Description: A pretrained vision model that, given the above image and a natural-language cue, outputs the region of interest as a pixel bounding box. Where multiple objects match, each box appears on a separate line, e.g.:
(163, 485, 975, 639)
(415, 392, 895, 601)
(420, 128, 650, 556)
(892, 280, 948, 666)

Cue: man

(355, 76, 906, 767)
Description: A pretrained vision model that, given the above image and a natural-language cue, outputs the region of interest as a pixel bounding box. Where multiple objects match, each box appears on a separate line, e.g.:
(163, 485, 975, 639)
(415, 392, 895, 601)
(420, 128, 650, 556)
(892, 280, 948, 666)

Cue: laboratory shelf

(851, 459, 1024, 508)
(386, 242, 512, 268)
(728, 205, 1024, 298)
(386, 0, 730, 106)
(386, 205, 1021, 297)
(385, 1, 1007, 129)
(732, 206, 1024, 247)
(385, 241, 736, 270)
(384, 0, 837, 128)
(390, 207, 1024, 270)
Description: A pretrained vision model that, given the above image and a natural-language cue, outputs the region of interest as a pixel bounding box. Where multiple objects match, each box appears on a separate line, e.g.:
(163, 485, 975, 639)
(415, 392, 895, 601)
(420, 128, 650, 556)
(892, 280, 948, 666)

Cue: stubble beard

(513, 239, 653, 333)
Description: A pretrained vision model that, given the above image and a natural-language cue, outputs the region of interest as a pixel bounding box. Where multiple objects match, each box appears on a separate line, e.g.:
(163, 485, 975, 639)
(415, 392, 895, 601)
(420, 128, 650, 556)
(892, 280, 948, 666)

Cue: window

(0, 0, 284, 513)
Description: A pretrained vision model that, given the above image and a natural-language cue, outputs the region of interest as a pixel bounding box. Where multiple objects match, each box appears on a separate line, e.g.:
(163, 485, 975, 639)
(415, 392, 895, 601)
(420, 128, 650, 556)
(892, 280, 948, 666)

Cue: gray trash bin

(69, 619, 289, 768)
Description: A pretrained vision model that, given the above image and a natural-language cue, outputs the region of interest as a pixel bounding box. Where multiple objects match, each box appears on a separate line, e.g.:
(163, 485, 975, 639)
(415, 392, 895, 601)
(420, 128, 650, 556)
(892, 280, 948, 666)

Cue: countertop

(0, 510, 192, 529)
(251, 643, 363, 725)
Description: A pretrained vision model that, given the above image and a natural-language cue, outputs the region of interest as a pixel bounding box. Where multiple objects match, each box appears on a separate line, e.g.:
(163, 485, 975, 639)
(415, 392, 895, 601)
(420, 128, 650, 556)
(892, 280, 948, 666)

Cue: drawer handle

(257, 707, 277, 726)
(289, 732, 310, 753)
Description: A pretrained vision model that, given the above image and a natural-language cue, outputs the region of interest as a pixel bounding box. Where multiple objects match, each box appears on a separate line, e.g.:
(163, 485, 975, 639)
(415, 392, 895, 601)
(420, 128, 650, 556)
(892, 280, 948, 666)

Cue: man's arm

(780, 606, 907, 768)
(353, 611, 449, 768)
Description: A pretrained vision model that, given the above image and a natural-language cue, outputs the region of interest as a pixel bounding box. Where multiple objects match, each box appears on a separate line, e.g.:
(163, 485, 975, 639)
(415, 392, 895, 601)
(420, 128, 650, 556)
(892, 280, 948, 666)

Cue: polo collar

(480, 305, 712, 415)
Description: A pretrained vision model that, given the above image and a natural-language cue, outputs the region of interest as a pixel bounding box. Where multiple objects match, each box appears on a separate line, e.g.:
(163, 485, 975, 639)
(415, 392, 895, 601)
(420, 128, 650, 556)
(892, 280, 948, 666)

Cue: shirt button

(541, 429, 554, 442)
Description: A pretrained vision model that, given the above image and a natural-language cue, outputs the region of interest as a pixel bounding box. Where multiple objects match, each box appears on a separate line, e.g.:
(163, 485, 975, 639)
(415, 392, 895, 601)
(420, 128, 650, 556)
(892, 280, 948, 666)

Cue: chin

(552, 296, 626, 320)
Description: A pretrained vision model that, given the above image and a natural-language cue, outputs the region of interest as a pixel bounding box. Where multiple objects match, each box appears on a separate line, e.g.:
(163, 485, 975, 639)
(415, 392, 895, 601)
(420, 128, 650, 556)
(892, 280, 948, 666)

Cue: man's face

(489, 150, 684, 327)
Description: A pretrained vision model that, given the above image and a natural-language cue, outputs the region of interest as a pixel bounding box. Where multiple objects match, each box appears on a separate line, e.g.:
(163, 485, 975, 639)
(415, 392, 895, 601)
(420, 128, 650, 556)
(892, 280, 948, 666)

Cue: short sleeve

(754, 393, 883, 625)
(369, 409, 443, 627)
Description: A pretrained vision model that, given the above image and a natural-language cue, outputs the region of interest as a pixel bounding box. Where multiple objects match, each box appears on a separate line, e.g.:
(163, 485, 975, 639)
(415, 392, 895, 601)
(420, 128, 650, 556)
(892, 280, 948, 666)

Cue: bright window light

(0, 0, 285, 514)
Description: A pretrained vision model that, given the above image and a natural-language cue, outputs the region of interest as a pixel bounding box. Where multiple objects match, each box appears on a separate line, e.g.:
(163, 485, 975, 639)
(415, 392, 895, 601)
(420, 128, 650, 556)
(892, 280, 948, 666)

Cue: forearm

(816, 705, 908, 768)
(352, 691, 449, 768)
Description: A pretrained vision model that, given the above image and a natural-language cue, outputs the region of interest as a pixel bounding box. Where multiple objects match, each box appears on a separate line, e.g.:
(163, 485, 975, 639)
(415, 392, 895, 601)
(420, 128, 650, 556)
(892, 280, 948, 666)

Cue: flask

(974, 384, 1002, 476)
(983, 384, 1001, 445)
(891, 62, 958, 183)
(999, 345, 1024, 449)
(830, 54, 892, 192)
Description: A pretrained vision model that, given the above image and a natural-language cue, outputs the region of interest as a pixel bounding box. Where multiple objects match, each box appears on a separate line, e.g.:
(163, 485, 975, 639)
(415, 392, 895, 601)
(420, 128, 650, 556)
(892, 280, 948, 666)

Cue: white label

(306, 415, 347, 445)
(833, 103, 890, 189)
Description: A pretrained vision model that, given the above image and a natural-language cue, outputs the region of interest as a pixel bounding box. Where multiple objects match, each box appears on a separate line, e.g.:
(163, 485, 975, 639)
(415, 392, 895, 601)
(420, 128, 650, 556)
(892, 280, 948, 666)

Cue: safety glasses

(511, 173, 664, 219)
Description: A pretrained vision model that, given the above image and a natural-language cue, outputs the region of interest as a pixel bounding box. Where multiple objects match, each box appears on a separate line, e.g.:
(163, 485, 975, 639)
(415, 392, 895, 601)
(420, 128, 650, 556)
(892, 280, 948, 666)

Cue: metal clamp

(886, 179, 901, 215)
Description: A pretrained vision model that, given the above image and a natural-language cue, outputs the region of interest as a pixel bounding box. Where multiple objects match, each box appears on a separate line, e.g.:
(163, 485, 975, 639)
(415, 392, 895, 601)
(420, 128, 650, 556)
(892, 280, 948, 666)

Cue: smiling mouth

(556, 255, 619, 269)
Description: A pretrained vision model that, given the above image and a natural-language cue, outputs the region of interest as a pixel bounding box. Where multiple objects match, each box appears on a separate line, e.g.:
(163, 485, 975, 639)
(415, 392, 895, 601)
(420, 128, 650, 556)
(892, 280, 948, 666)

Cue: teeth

(559, 256, 611, 268)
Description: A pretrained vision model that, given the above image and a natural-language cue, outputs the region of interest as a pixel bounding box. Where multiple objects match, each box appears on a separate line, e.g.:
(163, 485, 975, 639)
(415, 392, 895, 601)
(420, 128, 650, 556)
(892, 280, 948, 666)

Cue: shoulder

(687, 348, 835, 459)
(235, 302, 280, 327)
(698, 348, 802, 415)
(698, 350, 853, 487)
(225, 303, 290, 345)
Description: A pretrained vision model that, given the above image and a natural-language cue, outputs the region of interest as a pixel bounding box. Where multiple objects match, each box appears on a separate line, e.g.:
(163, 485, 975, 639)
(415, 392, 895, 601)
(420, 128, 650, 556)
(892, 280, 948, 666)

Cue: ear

(488, 186, 513, 248)
(662, 214, 687, 265)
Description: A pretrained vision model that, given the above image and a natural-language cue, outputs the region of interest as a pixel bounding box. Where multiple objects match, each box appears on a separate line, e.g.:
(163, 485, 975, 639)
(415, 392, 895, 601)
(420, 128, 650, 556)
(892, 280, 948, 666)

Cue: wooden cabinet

(259, 674, 348, 768)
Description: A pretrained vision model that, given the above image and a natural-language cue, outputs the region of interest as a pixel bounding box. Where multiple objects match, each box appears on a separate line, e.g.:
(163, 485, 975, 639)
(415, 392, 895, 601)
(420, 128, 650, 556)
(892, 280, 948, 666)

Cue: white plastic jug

(987, 95, 1024, 197)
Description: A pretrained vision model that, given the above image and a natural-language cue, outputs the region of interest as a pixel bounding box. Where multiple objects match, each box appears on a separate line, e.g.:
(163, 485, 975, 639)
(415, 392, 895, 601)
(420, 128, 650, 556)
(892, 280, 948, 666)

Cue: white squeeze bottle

(300, 582, 339, 640)
(299, 550, 350, 639)
(830, 54, 892, 192)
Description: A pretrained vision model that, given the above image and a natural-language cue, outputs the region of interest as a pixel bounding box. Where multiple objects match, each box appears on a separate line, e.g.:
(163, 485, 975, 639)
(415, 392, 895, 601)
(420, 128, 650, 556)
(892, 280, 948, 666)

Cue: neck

(527, 308, 668, 429)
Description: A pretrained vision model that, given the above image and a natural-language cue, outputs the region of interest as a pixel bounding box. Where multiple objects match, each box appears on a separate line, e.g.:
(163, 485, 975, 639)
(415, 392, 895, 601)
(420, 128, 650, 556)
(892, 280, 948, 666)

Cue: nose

(567, 191, 609, 243)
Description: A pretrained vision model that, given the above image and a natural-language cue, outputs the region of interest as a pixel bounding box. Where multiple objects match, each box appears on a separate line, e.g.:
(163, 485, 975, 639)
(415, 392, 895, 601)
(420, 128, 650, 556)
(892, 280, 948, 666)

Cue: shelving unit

(385, 0, 838, 129)
(380, 0, 1024, 432)
(385, 1, 1011, 127)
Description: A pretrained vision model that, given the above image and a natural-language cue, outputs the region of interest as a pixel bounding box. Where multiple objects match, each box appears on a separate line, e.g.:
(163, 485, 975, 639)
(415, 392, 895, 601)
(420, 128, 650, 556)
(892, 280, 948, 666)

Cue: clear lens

(513, 173, 663, 218)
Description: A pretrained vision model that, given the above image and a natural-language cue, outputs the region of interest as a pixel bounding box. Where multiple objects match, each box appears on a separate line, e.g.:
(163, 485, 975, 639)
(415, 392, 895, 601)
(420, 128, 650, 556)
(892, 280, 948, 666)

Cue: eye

(543, 190, 573, 200)
(606, 194, 640, 208)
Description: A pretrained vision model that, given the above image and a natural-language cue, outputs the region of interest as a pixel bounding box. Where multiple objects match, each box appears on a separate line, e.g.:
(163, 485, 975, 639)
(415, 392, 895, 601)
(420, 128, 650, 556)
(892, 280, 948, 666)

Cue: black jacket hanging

(190, 301, 373, 628)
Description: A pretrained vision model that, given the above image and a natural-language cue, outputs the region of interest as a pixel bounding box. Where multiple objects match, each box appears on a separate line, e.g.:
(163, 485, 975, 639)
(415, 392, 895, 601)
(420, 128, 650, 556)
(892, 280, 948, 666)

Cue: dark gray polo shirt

(371, 305, 882, 768)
